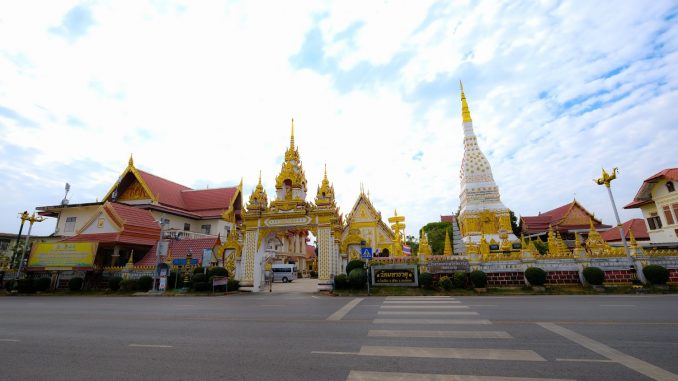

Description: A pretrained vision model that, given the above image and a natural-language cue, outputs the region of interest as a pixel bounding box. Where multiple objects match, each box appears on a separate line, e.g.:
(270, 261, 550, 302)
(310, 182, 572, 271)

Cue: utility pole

(152, 215, 167, 292)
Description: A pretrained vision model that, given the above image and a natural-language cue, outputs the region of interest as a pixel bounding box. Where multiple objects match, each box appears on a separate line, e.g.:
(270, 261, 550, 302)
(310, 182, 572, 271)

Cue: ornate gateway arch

(238, 120, 343, 292)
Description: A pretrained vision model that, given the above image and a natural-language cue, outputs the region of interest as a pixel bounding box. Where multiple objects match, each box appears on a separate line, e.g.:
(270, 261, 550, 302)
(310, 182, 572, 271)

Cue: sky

(0, 0, 676, 238)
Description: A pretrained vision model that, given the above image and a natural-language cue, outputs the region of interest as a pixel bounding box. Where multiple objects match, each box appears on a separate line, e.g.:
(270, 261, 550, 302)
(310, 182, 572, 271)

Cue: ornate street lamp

(595, 168, 646, 284)
(16, 212, 46, 278)
(9, 211, 30, 269)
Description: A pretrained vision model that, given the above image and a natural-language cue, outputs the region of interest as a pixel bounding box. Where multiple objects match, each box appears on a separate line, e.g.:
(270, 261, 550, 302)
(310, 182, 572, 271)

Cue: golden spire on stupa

(460, 80, 472, 123)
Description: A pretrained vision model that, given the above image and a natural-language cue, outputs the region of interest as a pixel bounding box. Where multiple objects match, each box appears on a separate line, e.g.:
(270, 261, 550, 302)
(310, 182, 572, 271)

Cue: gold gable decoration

(118, 181, 150, 201)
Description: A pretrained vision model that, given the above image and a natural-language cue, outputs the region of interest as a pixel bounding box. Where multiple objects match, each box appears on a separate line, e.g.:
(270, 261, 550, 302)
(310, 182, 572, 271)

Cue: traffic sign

(360, 247, 373, 259)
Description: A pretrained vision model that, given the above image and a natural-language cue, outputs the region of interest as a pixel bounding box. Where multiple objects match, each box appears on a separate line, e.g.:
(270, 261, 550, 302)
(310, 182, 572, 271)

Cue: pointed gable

(521, 200, 607, 234)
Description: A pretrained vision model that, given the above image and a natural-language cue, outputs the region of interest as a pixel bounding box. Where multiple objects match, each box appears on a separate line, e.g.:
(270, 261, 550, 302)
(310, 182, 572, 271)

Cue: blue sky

(0, 0, 677, 237)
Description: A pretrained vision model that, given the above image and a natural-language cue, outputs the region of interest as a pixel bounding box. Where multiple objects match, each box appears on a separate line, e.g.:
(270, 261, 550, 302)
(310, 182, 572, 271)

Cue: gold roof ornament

(594, 167, 618, 187)
(460, 80, 472, 123)
(128, 153, 134, 167)
(246, 171, 269, 211)
(315, 164, 336, 208)
(418, 228, 432, 256)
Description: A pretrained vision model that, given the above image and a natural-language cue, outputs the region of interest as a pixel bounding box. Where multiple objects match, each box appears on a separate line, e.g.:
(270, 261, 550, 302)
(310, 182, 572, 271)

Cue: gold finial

(290, 118, 295, 150)
(324, 163, 328, 180)
(594, 167, 618, 188)
(460, 80, 472, 123)
(258, 170, 262, 185)
(128, 154, 134, 167)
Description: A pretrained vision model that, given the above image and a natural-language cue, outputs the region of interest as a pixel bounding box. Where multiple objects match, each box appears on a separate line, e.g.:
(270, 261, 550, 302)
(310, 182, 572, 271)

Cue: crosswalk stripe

(346, 370, 574, 381)
(356, 345, 545, 361)
(374, 318, 491, 325)
(380, 305, 469, 309)
(368, 330, 512, 339)
(377, 311, 479, 316)
(383, 300, 461, 304)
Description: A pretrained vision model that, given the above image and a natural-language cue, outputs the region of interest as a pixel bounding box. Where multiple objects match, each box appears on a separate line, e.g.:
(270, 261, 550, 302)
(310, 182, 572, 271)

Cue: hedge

(525, 267, 547, 286)
(438, 276, 453, 291)
(643, 265, 669, 285)
(346, 260, 366, 276)
(453, 272, 467, 288)
(334, 274, 349, 290)
(348, 268, 367, 289)
(137, 276, 154, 292)
(583, 267, 605, 286)
(68, 277, 84, 291)
(108, 276, 123, 291)
(419, 272, 433, 289)
(33, 277, 51, 292)
(470, 270, 487, 288)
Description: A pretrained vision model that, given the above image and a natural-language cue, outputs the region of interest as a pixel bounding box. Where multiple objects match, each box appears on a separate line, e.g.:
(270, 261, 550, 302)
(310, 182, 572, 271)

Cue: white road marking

(129, 344, 173, 348)
(538, 322, 678, 381)
(380, 305, 469, 309)
(346, 345, 544, 361)
(327, 298, 364, 321)
(377, 311, 479, 316)
(0, 339, 20, 342)
(556, 358, 615, 363)
(346, 370, 575, 381)
(374, 318, 491, 325)
(368, 330, 512, 339)
(600, 305, 636, 307)
(384, 300, 461, 305)
(467, 305, 497, 307)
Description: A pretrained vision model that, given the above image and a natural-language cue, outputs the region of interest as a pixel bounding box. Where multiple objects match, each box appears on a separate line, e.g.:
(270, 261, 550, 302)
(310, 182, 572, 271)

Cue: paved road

(1, 294, 677, 381)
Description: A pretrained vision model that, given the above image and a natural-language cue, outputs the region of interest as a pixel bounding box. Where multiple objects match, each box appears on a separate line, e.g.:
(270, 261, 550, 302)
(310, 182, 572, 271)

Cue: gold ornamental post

(594, 168, 646, 284)
(16, 212, 46, 278)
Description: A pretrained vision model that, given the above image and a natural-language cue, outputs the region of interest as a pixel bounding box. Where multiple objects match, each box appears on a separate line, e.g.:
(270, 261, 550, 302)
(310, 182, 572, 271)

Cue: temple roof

(440, 215, 457, 223)
(521, 200, 609, 234)
(600, 219, 649, 242)
(624, 168, 678, 209)
(61, 202, 161, 246)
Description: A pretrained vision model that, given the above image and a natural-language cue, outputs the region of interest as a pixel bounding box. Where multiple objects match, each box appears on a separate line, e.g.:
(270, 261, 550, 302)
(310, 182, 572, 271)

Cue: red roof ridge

(181, 186, 237, 193)
(137, 169, 192, 190)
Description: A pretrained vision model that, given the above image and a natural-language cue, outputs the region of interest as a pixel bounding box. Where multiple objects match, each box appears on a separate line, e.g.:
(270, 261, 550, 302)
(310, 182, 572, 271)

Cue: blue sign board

(360, 247, 373, 259)
(172, 258, 199, 266)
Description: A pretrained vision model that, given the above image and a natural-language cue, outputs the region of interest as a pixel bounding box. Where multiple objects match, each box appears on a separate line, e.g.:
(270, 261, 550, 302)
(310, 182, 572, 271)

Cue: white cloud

(0, 0, 676, 238)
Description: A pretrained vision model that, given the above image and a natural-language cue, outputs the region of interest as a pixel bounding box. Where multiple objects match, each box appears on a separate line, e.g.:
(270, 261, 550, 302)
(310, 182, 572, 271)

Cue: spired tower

(457, 82, 518, 248)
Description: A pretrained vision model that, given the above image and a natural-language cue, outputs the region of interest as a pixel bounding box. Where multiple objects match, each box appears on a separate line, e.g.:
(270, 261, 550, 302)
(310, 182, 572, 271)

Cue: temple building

(341, 189, 397, 260)
(456, 83, 518, 252)
(520, 199, 611, 247)
(600, 218, 650, 247)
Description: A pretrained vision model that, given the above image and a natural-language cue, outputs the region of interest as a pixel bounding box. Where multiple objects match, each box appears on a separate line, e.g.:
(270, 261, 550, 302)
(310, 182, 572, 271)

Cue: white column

(240, 229, 258, 287)
(317, 226, 332, 291)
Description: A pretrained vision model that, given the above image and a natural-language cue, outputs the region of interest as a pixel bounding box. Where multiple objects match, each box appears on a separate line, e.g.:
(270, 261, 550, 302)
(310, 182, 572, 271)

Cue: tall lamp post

(10, 211, 30, 269)
(16, 212, 46, 278)
(152, 215, 168, 292)
(595, 168, 646, 284)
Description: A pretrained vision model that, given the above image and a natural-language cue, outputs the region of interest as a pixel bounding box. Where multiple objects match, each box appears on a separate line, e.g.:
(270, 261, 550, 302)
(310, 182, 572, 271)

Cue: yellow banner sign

(28, 242, 97, 270)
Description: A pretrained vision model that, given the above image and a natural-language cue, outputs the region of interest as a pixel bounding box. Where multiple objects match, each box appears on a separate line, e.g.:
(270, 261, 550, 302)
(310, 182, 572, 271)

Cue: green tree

(509, 211, 521, 237)
(422, 222, 453, 255)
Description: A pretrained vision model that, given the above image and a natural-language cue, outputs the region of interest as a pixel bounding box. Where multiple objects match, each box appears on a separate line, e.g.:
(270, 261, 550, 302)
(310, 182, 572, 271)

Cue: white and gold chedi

(457, 82, 518, 252)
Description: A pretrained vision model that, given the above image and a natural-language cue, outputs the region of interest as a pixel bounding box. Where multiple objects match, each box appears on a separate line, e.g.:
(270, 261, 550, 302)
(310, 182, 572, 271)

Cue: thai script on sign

(264, 216, 311, 227)
(374, 269, 415, 283)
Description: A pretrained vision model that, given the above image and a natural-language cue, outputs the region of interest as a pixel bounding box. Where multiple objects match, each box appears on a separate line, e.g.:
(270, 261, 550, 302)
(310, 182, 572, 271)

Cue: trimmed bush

(470, 270, 487, 288)
(226, 279, 239, 292)
(34, 277, 51, 292)
(137, 276, 154, 292)
(108, 276, 123, 291)
(524, 267, 547, 286)
(438, 276, 453, 291)
(453, 272, 467, 289)
(207, 267, 228, 278)
(120, 279, 138, 291)
(68, 277, 84, 291)
(419, 272, 433, 289)
(583, 267, 605, 286)
(193, 281, 210, 292)
(310, 270, 317, 278)
(168, 271, 183, 289)
(191, 273, 207, 285)
(348, 268, 367, 289)
(346, 260, 366, 276)
(643, 265, 669, 285)
(193, 267, 206, 275)
(4, 280, 16, 292)
(334, 274, 349, 290)
(17, 279, 35, 293)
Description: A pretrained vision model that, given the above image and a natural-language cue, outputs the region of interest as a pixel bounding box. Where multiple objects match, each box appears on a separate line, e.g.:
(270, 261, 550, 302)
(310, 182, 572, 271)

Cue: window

(663, 205, 675, 225)
(667, 182, 675, 192)
(201, 224, 211, 235)
(647, 213, 662, 230)
(64, 217, 77, 232)
(0, 239, 9, 251)
(183, 223, 190, 231)
(673, 204, 678, 223)
(161, 218, 170, 226)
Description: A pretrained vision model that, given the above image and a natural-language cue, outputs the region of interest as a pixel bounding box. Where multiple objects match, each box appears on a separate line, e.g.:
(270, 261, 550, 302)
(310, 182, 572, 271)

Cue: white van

(271, 264, 298, 283)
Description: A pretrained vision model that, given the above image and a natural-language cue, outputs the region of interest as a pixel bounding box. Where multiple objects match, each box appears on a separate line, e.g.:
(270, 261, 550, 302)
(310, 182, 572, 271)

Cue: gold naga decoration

(594, 167, 618, 187)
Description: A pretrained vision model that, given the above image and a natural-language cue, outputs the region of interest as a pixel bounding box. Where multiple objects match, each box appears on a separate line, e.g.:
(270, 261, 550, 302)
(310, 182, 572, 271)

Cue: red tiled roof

(521, 200, 607, 234)
(137, 237, 221, 266)
(136, 169, 237, 215)
(61, 202, 160, 246)
(600, 219, 650, 242)
(441, 215, 456, 223)
(624, 168, 678, 209)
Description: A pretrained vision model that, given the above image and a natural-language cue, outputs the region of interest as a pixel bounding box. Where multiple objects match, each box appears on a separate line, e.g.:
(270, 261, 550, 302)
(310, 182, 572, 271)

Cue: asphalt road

(1, 293, 677, 381)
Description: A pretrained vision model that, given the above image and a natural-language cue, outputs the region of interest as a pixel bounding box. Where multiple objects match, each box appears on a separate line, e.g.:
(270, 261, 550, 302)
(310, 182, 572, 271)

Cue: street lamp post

(595, 168, 646, 284)
(10, 211, 30, 269)
(16, 212, 46, 278)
